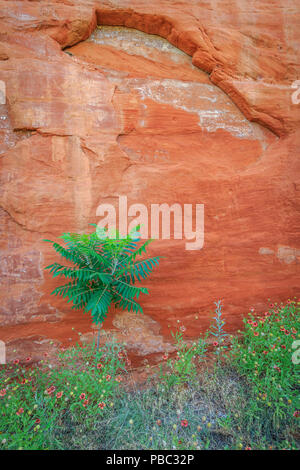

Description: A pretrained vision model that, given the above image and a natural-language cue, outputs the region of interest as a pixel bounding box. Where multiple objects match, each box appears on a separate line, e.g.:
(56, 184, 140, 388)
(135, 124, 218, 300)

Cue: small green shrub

(44, 227, 160, 349)
(159, 326, 207, 388)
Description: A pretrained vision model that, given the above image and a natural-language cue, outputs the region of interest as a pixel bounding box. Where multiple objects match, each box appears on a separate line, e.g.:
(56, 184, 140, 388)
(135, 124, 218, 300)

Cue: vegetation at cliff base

(0, 299, 299, 450)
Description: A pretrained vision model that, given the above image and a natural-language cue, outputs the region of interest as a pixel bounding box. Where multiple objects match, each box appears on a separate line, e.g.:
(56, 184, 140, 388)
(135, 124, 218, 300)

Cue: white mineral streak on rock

(88, 26, 273, 144)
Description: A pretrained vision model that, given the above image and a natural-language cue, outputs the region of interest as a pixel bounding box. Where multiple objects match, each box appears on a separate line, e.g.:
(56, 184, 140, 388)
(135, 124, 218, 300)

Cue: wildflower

(262, 350, 268, 355)
(293, 411, 299, 418)
(181, 419, 188, 427)
(46, 386, 56, 395)
(115, 375, 122, 383)
(254, 332, 259, 337)
(56, 391, 63, 399)
(129, 419, 133, 425)
(207, 422, 212, 428)
(35, 418, 41, 424)
(284, 330, 290, 335)
(79, 393, 86, 400)
(213, 341, 218, 347)
(106, 375, 111, 381)
(25, 357, 31, 362)
(156, 419, 162, 426)
(16, 408, 24, 416)
(82, 399, 89, 407)
(180, 325, 186, 332)
(252, 322, 258, 327)
(163, 354, 168, 360)
(98, 402, 106, 409)
(0, 389, 6, 397)
(13, 359, 19, 364)
(245, 446, 252, 450)
(97, 363, 103, 370)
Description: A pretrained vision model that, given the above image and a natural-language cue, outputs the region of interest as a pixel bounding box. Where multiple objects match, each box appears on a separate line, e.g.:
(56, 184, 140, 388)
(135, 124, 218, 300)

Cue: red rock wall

(0, 1, 299, 363)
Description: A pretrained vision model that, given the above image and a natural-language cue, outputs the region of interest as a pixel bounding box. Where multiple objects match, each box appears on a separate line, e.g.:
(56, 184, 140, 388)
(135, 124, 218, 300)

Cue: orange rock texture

(0, 1, 299, 364)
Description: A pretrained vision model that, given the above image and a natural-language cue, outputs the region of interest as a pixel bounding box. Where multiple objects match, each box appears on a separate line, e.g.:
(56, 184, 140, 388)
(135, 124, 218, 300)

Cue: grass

(0, 299, 299, 450)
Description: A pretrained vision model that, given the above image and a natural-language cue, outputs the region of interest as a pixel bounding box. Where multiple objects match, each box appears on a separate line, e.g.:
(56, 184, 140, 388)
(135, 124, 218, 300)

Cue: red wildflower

(106, 375, 111, 381)
(35, 418, 41, 424)
(181, 419, 188, 427)
(56, 391, 63, 399)
(293, 411, 299, 418)
(16, 408, 24, 416)
(156, 419, 162, 426)
(46, 386, 56, 395)
(82, 399, 89, 407)
(98, 402, 106, 409)
(254, 332, 259, 336)
(163, 354, 168, 360)
(213, 341, 218, 347)
(97, 363, 103, 370)
(26, 357, 31, 362)
(262, 351, 268, 355)
(79, 393, 86, 400)
(0, 389, 6, 397)
(284, 330, 290, 335)
(281, 345, 286, 349)
(13, 359, 19, 364)
(245, 446, 252, 450)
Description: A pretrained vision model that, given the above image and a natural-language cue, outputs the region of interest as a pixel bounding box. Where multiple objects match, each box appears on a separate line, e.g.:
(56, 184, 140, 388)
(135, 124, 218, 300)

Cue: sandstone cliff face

(0, 1, 299, 364)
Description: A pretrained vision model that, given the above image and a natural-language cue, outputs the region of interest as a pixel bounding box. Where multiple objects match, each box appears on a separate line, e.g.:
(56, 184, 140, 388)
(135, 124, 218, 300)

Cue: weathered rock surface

(0, 1, 299, 363)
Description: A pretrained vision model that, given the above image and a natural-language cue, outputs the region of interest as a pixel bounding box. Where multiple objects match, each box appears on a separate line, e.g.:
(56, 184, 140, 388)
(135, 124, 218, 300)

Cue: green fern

(44, 226, 161, 349)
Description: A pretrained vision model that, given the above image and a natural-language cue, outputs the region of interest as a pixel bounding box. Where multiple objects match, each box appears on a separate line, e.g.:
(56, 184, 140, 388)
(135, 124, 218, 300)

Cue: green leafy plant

(44, 226, 160, 349)
(209, 300, 228, 363)
(160, 325, 207, 388)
